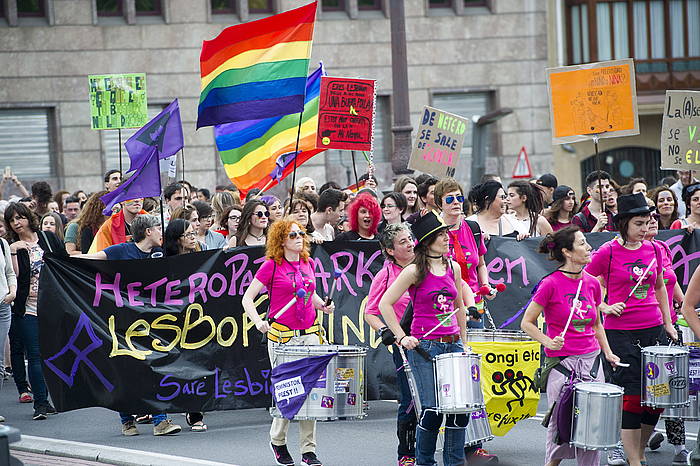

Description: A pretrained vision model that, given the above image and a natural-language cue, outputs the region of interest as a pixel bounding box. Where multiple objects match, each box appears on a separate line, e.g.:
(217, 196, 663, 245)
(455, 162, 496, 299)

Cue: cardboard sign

(408, 106, 467, 178)
(546, 59, 638, 144)
(660, 90, 700, 170)
(316, 77, 375, 151)
(89, 73, 148, 130)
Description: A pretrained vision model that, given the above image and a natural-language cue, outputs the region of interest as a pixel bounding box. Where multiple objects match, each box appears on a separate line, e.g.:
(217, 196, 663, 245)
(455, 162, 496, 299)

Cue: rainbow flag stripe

(197, 2, 317, 129)
(214, 64, 325, 198)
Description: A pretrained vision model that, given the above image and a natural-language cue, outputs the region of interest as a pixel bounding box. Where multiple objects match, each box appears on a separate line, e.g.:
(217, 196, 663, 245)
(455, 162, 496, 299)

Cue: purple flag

(269, 151, 300, 182)
(100, 147, 162, 215)
(125, 99, 184, 172)
(271, 353, 337, 420)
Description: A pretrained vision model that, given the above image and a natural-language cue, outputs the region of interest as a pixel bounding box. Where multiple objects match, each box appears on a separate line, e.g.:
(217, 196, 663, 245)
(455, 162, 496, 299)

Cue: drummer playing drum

(521, 226, 620, 466)
(379, 211, 469, 466)
(242, 220, 334, 466)
(585, 193, 677, 466)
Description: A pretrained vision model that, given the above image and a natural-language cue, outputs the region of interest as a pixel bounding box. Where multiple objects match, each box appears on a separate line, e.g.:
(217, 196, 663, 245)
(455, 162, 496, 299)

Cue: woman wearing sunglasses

(236, 200, 269, 247)
(242, 220, 334, 466)
(544, 185, 579, 232)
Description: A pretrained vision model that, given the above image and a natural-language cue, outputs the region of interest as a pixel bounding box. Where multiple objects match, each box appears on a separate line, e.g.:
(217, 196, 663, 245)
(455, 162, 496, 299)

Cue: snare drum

(434, 352, 484, 414)
(271, 345, 367, 421)
(641, 345, 689, 408)
(466, 329, 532, 343)
(465, 408, 493, 447)
(661, 394, 700, 421)
(571, 382, 623, 450)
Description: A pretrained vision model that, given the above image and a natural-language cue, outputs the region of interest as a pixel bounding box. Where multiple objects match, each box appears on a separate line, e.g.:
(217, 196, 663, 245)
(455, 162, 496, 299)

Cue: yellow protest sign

(468, 341, 540, 436)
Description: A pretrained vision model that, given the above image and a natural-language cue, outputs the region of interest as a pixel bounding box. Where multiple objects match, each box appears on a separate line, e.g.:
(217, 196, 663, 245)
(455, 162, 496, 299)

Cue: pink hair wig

(348, 193, 381, 236)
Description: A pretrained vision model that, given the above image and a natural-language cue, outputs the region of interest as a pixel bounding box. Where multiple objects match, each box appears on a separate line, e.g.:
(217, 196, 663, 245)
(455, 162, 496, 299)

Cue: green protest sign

(89, 74, 148, 130)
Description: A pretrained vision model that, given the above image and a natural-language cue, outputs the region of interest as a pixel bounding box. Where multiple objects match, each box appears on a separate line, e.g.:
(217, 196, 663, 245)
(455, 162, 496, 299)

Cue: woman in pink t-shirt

(585, 193, 677, 466)
(522, 226, 619, 466)
(242, 220, 334, 466)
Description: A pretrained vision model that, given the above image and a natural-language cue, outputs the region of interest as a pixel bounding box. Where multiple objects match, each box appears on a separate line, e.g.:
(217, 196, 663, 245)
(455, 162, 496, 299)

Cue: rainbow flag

(197, 2, 317, 129)
(214, 64, 325, 198)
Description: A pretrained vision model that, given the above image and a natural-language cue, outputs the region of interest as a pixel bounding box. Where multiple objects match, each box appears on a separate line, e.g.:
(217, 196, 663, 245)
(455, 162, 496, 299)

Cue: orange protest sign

(546, 59, 639, 144)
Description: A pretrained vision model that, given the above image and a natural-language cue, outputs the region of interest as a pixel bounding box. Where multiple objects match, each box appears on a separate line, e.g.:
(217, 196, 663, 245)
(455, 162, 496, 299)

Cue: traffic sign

(512, 146, 532, 179)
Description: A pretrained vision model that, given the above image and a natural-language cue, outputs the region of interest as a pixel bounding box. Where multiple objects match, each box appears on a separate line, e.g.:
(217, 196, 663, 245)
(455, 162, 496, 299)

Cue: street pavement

(0, 377, 692, 465)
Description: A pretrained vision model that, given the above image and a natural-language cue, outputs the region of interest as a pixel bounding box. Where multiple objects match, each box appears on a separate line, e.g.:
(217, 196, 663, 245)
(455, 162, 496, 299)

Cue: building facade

(0, 0, 548, 195)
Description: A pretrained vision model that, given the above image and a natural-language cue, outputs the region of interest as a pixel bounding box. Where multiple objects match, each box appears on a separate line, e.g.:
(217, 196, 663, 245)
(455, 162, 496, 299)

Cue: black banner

(38, 231, 700, 413)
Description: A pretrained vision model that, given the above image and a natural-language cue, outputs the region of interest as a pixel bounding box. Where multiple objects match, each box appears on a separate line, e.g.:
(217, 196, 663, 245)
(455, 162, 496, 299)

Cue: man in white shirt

(310, 188, 346, 241)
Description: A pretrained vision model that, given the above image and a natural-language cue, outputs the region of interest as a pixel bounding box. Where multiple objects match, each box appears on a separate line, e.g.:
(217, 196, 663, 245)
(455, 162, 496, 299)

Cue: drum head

(643, 345, 689, 356)
(576, 382, 623, 395)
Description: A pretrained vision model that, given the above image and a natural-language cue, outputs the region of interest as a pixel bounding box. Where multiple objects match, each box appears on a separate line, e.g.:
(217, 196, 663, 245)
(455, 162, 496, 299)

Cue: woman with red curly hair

(242, 219, 334, 466)
(336, 193, 381, 240)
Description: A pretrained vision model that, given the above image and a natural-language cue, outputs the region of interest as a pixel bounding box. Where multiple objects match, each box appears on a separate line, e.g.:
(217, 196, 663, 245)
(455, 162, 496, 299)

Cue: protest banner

(316, 77, 375, 151)
(408, 106, 468, 178)
(89, 73, 148, 130)
(546, 59, 638, 144)
(39, 230, 699, 414)
(660, 90, 700, 170)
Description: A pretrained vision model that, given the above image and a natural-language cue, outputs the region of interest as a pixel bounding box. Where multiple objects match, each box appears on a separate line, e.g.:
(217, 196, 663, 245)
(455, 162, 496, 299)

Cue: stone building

(0, 0, 549, 195)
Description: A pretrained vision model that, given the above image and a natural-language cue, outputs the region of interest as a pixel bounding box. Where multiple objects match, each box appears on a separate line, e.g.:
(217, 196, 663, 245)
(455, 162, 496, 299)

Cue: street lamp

(470, 108, 513, 185)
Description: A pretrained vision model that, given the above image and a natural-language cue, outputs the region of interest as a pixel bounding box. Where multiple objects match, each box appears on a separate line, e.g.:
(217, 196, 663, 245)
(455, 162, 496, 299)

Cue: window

(248, 0, 272, 13)
(135, 0, 160, 15)
(464, 0, 488, 6)
(17, 0, 44, 16)
(358, 0, 381, 9)
(102, 105, 163, 172)
(321, 0, 345, 11)
(429, 0, 451, 7)
(96, 0, 123, 16)
(210, 0, 235, 14)
(0, 109, 54, 179)
(432, 92, 491, 186)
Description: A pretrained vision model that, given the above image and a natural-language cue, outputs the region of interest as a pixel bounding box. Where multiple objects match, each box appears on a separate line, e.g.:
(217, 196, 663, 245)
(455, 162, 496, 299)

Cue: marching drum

(271, 345, 367, 421)
(464, 408, 494, 447)
(466, 329, 532, 343)
(641, 345, 689, 408)
(434, 352, 485, 414)
(571, 382, 623, 450)
(661, 394, 700, 421)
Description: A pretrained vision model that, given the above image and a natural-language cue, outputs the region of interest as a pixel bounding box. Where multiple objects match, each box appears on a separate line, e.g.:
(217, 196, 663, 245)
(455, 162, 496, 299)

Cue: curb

(11, 434, 238, 466)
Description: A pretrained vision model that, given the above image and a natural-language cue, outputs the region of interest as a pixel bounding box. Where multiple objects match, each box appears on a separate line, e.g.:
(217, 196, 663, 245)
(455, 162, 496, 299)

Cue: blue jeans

(9, 313, 48, 406)
(119, 413, 167, 425)
(467, 319, 484, 329)
(392, 345, 416, 458)
(0, 303, 10, 377)
(407, 339, 467, 466)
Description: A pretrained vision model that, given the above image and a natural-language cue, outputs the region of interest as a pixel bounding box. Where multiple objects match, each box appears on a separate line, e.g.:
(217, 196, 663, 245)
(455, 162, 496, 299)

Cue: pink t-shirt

(365, 261, 411, 320)
(532, 271, 602, 357)
(585, 239, 663, 330)
(255, 258, 317, 330)
(658, 240, 678, 324)
(446, 219, 487, 293)
(409, 265, 460, 339)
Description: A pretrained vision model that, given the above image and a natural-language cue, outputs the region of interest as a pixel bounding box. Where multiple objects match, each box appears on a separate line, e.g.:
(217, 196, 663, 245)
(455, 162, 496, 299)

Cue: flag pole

(286, 111, 304, 215)
(351, 151, 359, 190)
(118, 128, 123, 173)
(180, 147, 185, 181)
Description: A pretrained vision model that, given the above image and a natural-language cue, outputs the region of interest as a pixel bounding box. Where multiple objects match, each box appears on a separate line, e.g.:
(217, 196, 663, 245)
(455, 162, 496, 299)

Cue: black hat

(614, 193, 654, 222)
(537, 173, 558, 189)
(411, 210, 450, 245)
(553, 185, 574, 202)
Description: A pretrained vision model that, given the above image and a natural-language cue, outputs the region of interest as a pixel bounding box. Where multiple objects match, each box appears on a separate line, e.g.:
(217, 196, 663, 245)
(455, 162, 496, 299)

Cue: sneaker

(270, 443, 295, 466)
(673, 449, 690, 466)
(152, 419, 181, 436)
(44, 402, 57, 415)
(32, 405, 47, 420)
(121, 420, 139, 436)
(466, 448, 499, 464)
(398, 456, 416, 466)
(648, 431, 664, 450)
(19, 392, 33, 403)
(0, 415, 5, 422)
(301, 452, 322, 466)
(607, 444, 626, 466)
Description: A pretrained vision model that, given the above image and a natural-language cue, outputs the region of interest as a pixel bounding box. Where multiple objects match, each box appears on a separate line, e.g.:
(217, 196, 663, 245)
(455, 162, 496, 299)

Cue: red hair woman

(336, 193, 381, 240)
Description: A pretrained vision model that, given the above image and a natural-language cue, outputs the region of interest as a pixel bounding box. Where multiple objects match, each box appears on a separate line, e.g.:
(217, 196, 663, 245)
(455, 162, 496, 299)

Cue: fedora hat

(613, 192, 654, 223)
(411, 210, 451, 245)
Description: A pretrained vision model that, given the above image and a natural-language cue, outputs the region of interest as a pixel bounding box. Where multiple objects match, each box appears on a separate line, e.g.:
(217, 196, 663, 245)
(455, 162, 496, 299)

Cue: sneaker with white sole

(607, 444, 626, 466)
(270, 443, 294, 466)
(121, 420, 139, 436)
(301, 452, 322, 465)
(673, 449, 689, 466)
(648, 431, 664, 450)
(152, 419, 181, 436)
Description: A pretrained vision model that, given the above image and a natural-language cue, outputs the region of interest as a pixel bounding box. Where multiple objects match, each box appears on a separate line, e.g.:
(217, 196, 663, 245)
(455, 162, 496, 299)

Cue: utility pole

(389, 0, 413, 176)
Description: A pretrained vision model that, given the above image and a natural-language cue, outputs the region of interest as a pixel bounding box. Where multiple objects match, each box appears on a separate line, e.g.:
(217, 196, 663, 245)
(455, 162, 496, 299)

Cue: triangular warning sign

(512, 146, 532, 179)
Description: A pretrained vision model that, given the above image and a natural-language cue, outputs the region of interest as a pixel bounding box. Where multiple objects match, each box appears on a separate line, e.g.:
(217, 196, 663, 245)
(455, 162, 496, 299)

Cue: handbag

(555, 370, 578, 445)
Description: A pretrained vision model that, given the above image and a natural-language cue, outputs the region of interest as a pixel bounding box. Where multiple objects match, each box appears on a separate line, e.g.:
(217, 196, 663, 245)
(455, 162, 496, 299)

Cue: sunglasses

(288, 231, 307, 239)
(445, 195, 464, 204)
(254, 211, 270, 218)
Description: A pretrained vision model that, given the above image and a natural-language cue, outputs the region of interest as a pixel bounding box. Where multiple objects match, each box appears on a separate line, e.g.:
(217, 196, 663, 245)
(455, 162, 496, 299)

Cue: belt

(424, 334, 461, 343)
(267, 322, 322, 344)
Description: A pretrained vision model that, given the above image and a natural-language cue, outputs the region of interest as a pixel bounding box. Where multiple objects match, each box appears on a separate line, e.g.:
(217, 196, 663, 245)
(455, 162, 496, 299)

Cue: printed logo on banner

(274, 376, 305, 403)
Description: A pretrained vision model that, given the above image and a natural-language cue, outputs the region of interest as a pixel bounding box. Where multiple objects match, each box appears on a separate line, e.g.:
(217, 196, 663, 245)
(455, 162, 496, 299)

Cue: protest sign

(316, 77, 375, 151)
(89, 74, 148, 130)
(660, 90, 700, 170)
(408, 106, 467, 177)
(39, 230, 699, 414)
(546, 59, 638, 144)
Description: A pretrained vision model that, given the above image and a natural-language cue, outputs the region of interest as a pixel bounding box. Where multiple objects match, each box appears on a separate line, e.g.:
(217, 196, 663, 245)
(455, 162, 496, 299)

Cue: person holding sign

(585, 193, 677, 466)
(521, 226, 619, 466)
(379, 211, 468, 466)
(242, 220, 334, 466)
(571, 171, 615, 233)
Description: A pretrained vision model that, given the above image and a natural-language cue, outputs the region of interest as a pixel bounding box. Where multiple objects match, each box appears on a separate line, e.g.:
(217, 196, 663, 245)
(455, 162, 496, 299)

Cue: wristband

(398, 335, 406, 345)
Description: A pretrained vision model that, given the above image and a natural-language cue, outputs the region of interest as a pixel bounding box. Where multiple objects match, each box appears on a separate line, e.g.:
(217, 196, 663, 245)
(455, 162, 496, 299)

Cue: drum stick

(560, 279, 584, 338)
(273, 289, 307, 320)
(398, 346, 422, 418)
(422, 308, 460, 339)
(623, 258, 656, 304)
(325, 269, 342, 305)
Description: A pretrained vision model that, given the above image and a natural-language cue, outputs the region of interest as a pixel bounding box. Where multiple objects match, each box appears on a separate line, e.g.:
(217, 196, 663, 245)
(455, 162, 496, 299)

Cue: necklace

(427, 254, 443, 259)
(249, 231, 265, 240)
(559, 267, 584, 275)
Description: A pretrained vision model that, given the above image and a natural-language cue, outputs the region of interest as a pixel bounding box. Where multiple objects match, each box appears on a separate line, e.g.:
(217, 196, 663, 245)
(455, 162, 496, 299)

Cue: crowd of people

(1, 166, 700, 466)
